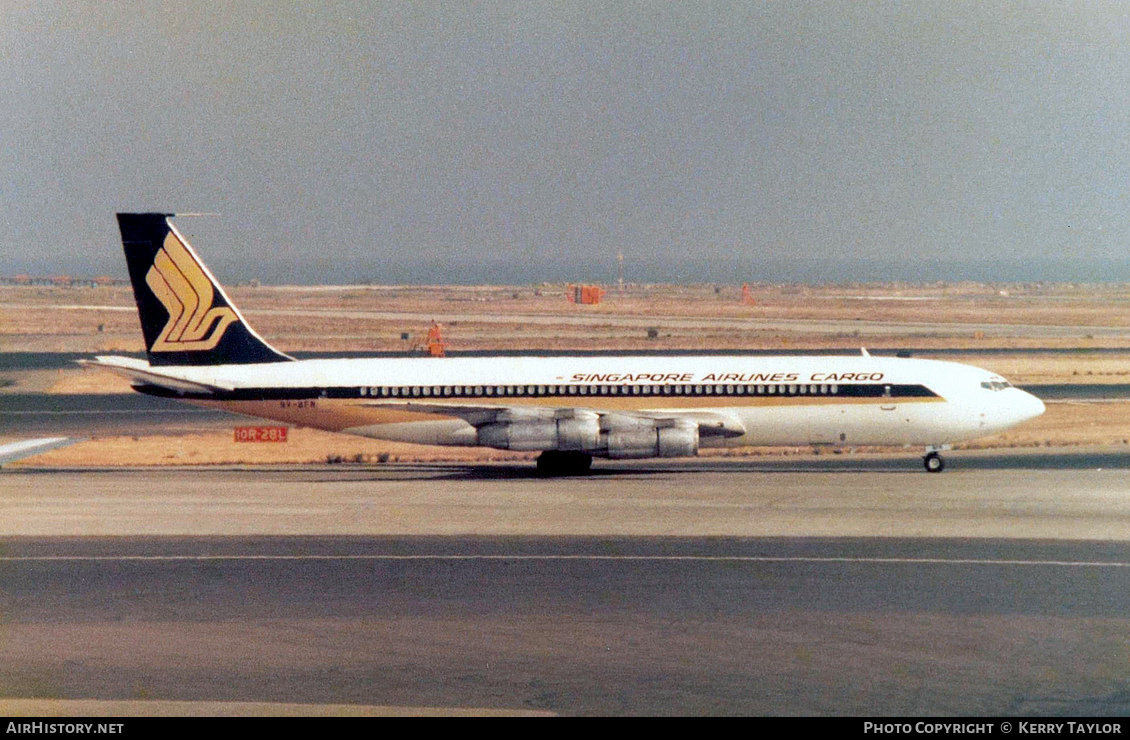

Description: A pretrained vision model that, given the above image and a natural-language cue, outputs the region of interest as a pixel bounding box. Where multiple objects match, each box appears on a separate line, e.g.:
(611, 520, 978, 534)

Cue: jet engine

(477, 410, 699, 458)
(478, 409, 601, 451)
(601, 416, 699, 459)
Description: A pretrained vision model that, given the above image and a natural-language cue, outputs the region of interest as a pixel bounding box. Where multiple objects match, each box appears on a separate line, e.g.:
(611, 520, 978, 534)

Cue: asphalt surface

(2, 455, 1130, 715)
(4, 343, 1130, 715)
(0, 393, 233, 436)
(3, 535, 1130, 715)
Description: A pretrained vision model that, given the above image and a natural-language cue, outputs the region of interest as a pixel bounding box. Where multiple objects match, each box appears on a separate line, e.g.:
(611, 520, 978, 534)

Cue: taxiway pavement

(2, 454, 1130, 715)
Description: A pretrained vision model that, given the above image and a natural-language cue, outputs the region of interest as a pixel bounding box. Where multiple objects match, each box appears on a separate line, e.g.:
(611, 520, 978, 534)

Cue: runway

(2, 455, 1130, 715)
(4, 452, 1130, 538)
(3, 534, 1130, 715)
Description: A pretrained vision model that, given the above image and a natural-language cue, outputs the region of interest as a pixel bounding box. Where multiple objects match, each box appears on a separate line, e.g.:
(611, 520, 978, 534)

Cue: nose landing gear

(922, 444, 951, 473)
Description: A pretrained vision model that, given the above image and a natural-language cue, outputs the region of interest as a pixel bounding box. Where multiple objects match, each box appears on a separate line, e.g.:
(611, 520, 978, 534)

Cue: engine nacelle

(603, 419, 699, 459)
(477, 411, 699, 458)
(478, 410, 601, 451)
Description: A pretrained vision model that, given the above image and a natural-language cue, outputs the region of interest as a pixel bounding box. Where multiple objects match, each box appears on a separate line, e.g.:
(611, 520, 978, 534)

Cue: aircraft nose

(1016, 390, 1045, 421)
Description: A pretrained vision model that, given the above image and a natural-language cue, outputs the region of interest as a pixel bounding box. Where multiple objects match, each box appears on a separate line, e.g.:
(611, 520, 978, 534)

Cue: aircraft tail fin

(116, 213, 293, 366)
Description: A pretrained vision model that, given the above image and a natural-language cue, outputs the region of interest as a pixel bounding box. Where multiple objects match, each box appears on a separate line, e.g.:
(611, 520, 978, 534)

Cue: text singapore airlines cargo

(84, 213, 1046, 474)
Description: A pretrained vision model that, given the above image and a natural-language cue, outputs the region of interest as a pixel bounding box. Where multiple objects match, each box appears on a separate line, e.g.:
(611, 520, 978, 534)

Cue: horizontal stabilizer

(78, 356, 232, 395)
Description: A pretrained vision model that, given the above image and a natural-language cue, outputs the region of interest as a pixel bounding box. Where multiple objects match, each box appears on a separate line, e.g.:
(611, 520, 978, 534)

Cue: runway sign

(234, 426, 288, 443)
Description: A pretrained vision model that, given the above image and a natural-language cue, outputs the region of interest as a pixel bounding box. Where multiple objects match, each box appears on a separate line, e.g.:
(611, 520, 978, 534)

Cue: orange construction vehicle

(566, 284, 605, 304)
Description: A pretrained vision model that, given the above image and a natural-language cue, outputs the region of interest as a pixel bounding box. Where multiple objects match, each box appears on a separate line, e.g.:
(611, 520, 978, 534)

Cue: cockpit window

(980, 380, 1012, 391)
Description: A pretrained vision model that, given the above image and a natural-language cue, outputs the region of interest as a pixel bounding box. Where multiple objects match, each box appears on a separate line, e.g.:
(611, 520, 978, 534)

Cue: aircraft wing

(358, 400, 747, 438)
(0, 437, 80, 465)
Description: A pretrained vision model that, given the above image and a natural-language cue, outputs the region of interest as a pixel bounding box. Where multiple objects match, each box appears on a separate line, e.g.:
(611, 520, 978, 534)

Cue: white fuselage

(121, 353, 1046, 452)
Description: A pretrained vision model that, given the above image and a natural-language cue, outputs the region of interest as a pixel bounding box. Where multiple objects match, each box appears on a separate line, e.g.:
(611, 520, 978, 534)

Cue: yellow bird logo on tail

(145, 232, 238, 352)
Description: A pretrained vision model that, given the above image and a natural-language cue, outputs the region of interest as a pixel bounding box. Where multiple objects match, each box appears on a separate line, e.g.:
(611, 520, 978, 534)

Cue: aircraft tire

(536, 450, 593, 476)
(923, 452, 945, 473)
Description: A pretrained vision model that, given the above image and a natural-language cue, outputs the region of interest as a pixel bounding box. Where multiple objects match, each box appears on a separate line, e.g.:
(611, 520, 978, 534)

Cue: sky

(2, 1, 1130, 284)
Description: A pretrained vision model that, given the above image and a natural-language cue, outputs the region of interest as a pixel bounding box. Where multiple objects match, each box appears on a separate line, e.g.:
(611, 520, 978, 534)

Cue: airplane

(82, 213, 1046, 475)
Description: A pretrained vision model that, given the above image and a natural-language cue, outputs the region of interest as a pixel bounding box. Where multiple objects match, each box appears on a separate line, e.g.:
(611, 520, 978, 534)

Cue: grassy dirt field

(5, 281, 1130, 356)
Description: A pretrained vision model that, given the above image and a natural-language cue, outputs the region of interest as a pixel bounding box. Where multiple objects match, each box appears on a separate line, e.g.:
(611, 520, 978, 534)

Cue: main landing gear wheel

(536, 450, 593, 476)
(923, 452, 945, 473)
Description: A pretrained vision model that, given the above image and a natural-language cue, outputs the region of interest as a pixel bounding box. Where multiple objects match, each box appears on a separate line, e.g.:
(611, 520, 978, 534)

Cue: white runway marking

(0, 303, 134, 312)
(3, 554, 1129, 567)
